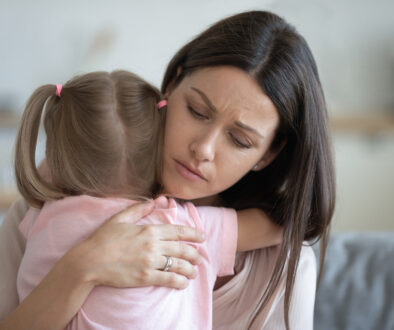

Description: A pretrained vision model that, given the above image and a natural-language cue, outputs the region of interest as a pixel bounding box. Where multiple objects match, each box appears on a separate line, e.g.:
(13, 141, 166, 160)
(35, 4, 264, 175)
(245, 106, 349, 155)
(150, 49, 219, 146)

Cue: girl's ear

(164, 66, 183, 97)
(252, 140, 287, 171)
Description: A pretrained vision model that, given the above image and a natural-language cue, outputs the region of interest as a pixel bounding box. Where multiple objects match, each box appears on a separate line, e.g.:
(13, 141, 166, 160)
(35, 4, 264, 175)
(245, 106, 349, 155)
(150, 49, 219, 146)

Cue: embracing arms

(0, 201, 205, 330)
(0, 196, 282, 329)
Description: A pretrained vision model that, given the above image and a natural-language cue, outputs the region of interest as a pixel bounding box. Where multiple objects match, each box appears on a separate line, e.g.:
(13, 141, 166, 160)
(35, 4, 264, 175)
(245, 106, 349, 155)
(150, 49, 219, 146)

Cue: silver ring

(163, 256, 173, 272)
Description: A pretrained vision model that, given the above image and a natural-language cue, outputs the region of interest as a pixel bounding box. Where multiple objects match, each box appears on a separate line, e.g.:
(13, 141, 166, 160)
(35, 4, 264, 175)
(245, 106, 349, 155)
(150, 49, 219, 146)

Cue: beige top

(0, 199, 317, 329)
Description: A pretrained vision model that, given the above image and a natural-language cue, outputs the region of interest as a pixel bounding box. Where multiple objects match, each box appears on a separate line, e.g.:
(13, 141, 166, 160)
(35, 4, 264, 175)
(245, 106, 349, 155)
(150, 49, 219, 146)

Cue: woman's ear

(165, 66, 183, 98)
(252, 140, 287, 171)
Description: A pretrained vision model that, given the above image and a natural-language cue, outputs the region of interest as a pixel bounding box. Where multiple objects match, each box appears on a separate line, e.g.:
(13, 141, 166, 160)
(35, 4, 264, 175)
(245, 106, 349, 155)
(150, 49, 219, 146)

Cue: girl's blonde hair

(15, 70, 165, 208)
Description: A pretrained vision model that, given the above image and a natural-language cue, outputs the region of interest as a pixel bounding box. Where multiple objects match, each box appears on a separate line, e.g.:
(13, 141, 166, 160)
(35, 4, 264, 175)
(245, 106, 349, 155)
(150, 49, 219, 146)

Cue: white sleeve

(0, 199, 29, 319)
(213, 243, 317, 330)
(263, 244, 317, 330)
(289, 245, 317, 329)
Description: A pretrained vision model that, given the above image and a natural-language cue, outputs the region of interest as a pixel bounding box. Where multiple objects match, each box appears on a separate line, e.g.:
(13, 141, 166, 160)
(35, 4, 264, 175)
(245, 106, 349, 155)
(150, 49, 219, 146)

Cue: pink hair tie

(55, 84, 63, 97)
(157, 100, 167, 110)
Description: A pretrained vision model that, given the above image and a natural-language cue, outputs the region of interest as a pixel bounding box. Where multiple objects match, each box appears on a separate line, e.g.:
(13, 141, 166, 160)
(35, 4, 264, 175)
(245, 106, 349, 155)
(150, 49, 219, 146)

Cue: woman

(0, 10, 335, 329)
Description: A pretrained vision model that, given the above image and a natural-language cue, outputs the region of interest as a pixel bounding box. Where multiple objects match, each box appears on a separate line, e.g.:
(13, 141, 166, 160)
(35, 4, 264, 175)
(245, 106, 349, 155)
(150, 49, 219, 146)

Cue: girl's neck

(191, 195, 222, 207)
(159, 189, 221, 207)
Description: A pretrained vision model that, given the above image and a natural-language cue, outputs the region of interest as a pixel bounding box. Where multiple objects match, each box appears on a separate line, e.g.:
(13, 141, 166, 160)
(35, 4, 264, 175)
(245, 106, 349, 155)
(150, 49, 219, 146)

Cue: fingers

(114, 201, 155, 224)
(149, 270, 189, 290)
(159, 256, 197, 279)
(147, 224, 206, 243)
(159, 241, 201, 265)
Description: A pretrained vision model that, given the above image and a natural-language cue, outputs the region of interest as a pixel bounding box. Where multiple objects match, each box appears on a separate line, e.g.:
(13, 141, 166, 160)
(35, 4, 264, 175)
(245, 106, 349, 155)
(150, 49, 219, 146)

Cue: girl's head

(15, 70, 165, 207)
(161, 10, 335, 328)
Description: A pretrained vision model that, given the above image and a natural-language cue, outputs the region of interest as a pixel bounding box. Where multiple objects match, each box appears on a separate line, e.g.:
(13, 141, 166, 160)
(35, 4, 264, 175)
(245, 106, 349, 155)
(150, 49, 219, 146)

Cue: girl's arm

(1, 244, 95, 330)
(236, 208, 283, 252)
(0, 201, 205, 330)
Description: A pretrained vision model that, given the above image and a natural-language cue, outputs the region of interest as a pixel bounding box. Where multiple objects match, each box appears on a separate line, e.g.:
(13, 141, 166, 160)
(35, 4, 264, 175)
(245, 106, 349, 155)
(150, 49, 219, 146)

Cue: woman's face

(162, 66, 280, 200)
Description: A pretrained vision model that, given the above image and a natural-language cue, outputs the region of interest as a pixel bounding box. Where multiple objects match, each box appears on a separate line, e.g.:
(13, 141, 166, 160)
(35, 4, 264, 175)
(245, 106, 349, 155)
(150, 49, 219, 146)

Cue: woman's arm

(287, 245, 316, 329)
(261, 245, 317, 329)
(236, 208, 283, 252)
(212, 244, 316, 329)
(0, 201, 205, 330)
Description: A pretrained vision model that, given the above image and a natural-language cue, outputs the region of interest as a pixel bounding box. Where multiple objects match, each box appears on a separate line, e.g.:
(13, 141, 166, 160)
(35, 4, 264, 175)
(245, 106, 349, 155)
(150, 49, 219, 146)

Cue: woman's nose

(189, 131, 218, 162)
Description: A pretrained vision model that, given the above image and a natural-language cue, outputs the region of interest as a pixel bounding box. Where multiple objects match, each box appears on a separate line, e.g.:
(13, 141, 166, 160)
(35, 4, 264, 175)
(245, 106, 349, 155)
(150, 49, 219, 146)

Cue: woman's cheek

(223, 152, 257, 183)
(215, 157, 244, 190)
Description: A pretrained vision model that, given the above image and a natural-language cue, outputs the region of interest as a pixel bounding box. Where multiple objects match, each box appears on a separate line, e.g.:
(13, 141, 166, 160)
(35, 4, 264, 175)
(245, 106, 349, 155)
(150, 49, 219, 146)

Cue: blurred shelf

(1, 110, 394, 133)
(330, 114, 394, 134)
(0, 111, 20, 128)
(2, 111, 394, 133)
(0, 191, 20, 211)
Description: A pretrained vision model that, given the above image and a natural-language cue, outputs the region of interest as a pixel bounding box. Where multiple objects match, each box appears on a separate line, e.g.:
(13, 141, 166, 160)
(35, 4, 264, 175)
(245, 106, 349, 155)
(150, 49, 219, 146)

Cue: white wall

(1, 0, 393, 114)
(1, 0, 393, 231)
(333, 134, 394, 231)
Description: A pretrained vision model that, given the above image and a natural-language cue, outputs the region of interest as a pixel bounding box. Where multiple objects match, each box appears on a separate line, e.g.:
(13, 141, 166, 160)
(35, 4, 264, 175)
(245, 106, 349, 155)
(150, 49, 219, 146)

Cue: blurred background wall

(0, 0, 393, 232)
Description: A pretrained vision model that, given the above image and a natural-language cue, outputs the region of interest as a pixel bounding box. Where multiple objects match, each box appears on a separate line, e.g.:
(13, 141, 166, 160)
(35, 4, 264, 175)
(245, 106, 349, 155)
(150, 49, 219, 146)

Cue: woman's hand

(76, 201, 205, 290)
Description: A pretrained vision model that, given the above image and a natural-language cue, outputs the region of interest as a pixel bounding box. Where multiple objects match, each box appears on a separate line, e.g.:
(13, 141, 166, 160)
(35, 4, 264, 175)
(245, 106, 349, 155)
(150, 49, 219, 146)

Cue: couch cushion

(313, 232, 394, 330)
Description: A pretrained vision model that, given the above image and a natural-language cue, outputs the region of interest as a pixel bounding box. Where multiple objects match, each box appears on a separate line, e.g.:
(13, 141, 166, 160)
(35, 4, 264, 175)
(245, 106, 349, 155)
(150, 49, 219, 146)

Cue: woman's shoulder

(0, 198, 29, 251)
(0, 198, 29, 260)
(0, 198, 29, 319)
(241, 241, 317, 268)
(2, 198, 29, 225)
(0, 198, 29, 237)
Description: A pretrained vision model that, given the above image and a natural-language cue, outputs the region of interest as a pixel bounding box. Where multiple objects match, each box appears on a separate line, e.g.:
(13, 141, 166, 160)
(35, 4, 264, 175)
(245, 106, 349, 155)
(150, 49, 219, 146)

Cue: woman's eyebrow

(191, 87, 217, 113)
(235, 121, 265, 139)
(191, 86, 264, 139)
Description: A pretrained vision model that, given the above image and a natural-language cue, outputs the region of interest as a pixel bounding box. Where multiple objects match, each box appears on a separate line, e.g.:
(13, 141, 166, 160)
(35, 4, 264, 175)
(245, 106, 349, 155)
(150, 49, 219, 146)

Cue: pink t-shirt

(17, 195, 238, 330)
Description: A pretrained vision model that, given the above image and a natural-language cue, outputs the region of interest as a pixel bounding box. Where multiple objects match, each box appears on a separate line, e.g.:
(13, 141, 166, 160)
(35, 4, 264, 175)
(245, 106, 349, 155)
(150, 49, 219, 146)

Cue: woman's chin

(164, 189, 220, 207)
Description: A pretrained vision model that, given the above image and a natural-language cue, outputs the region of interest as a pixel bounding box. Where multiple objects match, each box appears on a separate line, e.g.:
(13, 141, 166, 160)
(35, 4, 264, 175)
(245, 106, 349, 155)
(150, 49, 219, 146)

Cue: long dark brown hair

(15, 70, 165, 207)
(162, 11, 335, 329)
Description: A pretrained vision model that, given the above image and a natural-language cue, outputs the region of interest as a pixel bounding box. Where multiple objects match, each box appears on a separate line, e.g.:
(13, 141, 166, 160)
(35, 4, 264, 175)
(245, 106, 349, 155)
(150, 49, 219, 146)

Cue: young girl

(14, 70, 282, 329)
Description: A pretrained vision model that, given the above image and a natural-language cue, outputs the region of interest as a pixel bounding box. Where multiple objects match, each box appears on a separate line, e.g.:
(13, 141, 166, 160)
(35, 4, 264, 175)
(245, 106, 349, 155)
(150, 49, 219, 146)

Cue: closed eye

(188, 106, 209, 120)
(188, 105, 251, 149)
(229, 132, 251, 149)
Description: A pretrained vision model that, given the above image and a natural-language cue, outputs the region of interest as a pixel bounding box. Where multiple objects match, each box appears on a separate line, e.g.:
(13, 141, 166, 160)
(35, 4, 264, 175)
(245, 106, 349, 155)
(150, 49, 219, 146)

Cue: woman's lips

(174, 160, 207, 182)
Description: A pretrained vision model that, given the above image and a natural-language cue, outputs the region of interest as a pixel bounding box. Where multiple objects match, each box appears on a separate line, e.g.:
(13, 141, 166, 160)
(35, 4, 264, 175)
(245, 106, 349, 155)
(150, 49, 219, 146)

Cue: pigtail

(14, 85, 65, 207)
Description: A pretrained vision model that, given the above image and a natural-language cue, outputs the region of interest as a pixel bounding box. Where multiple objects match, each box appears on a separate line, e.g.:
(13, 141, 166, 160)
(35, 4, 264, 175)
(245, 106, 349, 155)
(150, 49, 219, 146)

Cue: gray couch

(313, 232, 394, 330)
